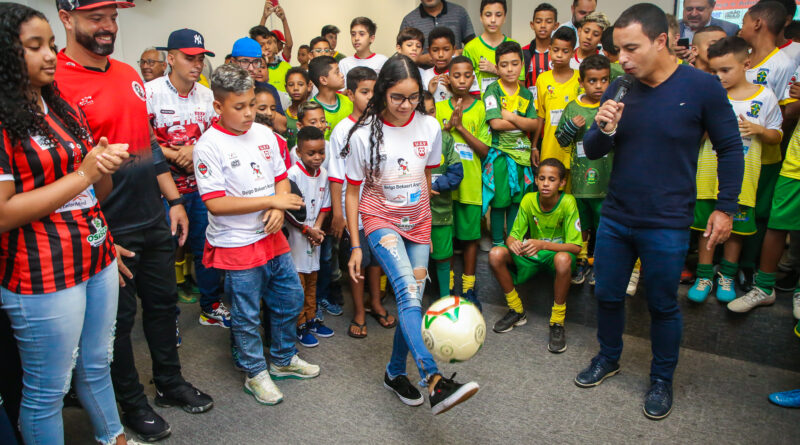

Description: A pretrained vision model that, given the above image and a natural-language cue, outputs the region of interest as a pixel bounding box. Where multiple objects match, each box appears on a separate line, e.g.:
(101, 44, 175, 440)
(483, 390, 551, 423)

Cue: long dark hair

(0, 3, 89, 148)
(342, 54, 425, 183)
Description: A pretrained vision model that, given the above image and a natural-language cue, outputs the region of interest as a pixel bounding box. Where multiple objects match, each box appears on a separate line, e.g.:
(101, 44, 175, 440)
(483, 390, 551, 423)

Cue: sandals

(348, 320, 367, 338)
(369, 311, 397, 329)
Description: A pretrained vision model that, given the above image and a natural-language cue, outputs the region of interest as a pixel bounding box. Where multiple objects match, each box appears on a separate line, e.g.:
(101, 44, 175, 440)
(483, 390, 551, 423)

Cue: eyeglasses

(311, 48, 332, 54)
(388, 93, 421, 106)
(235, 58, 264, 68)
(139, 59, 164, 67)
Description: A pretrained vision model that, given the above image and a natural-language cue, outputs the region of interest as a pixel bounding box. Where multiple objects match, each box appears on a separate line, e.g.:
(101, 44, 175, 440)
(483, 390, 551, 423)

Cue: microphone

(599, 74, 633, 130)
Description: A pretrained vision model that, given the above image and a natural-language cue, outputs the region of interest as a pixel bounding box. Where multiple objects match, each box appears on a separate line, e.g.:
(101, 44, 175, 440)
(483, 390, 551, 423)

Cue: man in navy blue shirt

(573, 4, 743, 420)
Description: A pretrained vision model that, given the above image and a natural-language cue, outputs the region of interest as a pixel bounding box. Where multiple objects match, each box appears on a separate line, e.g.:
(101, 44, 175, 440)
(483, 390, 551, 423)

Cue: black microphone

(599, 74, 633, 130)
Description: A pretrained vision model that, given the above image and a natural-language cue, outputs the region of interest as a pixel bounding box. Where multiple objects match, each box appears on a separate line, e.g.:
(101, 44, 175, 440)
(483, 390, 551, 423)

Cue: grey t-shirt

(400, 0, 475, 50)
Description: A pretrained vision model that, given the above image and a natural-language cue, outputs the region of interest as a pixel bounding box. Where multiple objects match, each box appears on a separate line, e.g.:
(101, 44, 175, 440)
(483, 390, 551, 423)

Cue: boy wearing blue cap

(231, 37, 287, 132)
(147, 29, 230, 329)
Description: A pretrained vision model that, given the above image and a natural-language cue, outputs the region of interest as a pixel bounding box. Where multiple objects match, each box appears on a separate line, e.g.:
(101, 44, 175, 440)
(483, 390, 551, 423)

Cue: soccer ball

(421, 296, 486, 363)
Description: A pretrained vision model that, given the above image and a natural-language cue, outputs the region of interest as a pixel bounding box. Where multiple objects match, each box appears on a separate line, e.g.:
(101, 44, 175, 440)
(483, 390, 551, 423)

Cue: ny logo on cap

(194, 34, 203, 45)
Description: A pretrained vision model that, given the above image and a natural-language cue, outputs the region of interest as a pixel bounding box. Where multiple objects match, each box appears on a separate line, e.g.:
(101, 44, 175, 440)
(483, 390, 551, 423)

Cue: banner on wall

(677, 0, 800, 28)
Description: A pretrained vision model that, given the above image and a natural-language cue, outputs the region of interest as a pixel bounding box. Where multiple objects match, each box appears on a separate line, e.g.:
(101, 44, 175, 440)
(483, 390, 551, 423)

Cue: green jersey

(556, 96, 612, 198)
(510, 192, 583, 246)
(334, 52, 346, 62)
(610, 62, 625, 81)
(285, 110, 298, 149)
(267, 61, 292, 92)
(313, 93, 353, 140)
(484, 80, 537, 166)
(463, 35, 525, 95)
(430, 131, 460, 226)
(435, 97, 492, 206)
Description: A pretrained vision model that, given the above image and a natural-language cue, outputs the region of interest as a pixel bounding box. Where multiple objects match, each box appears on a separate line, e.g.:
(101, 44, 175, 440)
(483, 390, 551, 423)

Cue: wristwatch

(167, 196, 185, 207)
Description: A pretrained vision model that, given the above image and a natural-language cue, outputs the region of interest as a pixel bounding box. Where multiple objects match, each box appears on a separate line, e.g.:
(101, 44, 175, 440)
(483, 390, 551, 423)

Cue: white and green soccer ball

(421, 296, 486, 363)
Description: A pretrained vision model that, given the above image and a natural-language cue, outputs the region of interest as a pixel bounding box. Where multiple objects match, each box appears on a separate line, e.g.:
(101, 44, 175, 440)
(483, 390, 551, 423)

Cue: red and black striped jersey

(0, 102, 116, 295)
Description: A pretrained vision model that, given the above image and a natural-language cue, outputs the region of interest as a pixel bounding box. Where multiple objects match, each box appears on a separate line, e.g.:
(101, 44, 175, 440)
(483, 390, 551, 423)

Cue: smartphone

(677, 38, 690, 48)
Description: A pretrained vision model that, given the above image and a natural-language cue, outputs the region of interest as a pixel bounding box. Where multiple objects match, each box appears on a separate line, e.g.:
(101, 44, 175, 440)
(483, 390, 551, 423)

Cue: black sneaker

(548, 323, 566, 353)
(574, 356, 620, 388)
(429, 373, 479, 415)
(493, 309, 527, 333)
(643, 379, 673, 420)
(383, 372, 424, 406)
(775, 270, 800, 292)
(122, 407, 171, 442)
(155, 382, 214, 414)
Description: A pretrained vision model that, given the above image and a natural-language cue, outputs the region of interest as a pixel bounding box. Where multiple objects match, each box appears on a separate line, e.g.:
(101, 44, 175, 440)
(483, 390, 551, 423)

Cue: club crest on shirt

(86, 217, 108, 247)
(485, 95, 498, 110)
(132, 81, 146, 101)
(259, 144, 272, 160)
(754, 68, 769, 85)
(747, 100, 763, 118)
(585, 168, 599, 185)
(413, 141, 427, 158)
(197, 161, 210, 178)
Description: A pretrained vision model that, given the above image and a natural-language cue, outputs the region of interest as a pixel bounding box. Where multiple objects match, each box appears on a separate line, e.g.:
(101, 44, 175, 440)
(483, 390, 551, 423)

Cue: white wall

(22, 0, 676, 71)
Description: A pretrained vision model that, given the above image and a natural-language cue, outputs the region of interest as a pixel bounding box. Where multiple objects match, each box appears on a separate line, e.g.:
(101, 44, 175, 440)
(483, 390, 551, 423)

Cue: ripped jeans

(366, 228, 439, 382)
(0, 262, 123, 445)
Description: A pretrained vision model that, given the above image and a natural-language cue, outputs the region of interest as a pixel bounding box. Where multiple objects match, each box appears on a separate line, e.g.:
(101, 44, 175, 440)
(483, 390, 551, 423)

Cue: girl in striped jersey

(342, 54, 479, 415)
(0, 5, 132, 444)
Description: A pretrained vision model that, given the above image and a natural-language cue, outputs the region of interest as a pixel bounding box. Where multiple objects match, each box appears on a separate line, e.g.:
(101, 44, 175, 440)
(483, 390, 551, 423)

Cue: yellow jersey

(535, 69, 581, 169)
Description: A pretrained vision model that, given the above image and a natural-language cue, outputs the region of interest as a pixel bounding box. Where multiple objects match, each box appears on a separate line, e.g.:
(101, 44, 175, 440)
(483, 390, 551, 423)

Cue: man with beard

(139, 46, 167, 82)
(55, 1, 213, 442)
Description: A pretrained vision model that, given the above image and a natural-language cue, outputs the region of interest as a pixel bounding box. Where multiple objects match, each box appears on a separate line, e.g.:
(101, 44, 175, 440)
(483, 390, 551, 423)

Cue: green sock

(435, 261, 451, 298)
(754, 270, 776, 294)
(696, 263, 714, 280)
(719, 259, 738, 278)
(490, 207, 507, 245)
(508, 203, 520, 230)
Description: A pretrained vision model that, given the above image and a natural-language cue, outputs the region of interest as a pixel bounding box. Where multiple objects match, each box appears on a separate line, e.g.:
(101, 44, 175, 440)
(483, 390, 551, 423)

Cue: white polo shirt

(194, 122, 287, 248)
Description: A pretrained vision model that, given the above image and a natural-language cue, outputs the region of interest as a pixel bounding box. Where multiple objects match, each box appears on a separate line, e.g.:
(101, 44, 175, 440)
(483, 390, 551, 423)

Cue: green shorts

(431, 224, 454, 261)
(453, 202, 482, 241)
(576, 197, 603, 232)
(691, 199, 756, 235)
(755, 162, 781, 219)
(508, 248, 576, 285)
(489, 154, 529, 208)
(767, 175, 800, 231)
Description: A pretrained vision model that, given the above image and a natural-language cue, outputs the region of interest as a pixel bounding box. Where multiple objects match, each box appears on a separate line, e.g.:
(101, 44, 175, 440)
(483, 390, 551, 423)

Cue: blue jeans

(225, 252, 303, 377)
(316, 235, 343, 306)
(593, 217, 689, 383)
(366, 228, 439, 382)
(163, 191, 223, 311)
(1, 263, 123, 445)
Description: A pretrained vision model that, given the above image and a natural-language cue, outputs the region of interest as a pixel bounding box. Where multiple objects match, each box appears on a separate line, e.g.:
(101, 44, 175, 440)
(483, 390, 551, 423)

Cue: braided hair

(341, 54, 425, 183)
(0, 3, 89, 149)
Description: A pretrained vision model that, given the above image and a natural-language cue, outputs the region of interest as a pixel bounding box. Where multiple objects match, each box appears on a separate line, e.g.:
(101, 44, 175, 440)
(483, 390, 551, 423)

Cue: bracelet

(301, 225, 310, 235)
(350, 246, 362, 252)
(76, 170, 86, 177)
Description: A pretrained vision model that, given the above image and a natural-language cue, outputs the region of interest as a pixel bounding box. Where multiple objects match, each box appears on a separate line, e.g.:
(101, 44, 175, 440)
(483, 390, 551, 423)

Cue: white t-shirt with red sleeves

(345, 112, 442, 244)
(146, 76, 216, 194)
(286, 162, 331, 273)
(339, 53, 389, 81)
(194, 122, 288, 248)
(328, 115, 363, 230)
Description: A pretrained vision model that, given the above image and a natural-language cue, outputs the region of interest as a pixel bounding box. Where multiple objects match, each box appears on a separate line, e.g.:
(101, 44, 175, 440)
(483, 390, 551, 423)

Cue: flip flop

(369, 311, 397, 329)
(347, 320, 367, 338)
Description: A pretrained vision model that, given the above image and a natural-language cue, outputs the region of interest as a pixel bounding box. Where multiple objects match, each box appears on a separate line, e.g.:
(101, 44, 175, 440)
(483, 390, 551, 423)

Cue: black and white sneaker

(429, 373, 479, 415)
(493, 309, 527, 333)
(548, 323, 566, 353)
(154, 382, 214, 414)
(383, 372, 424, 406)
(122, 407, 171, 442)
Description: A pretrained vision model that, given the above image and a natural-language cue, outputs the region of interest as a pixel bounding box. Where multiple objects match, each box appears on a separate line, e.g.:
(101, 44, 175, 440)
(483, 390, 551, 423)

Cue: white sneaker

(727, 287, 776, 313)
(269, 355, 320, 380)
(244, 370, 283, 405)
(626, 268, 640, 296)
(793, 292, 800, 320)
